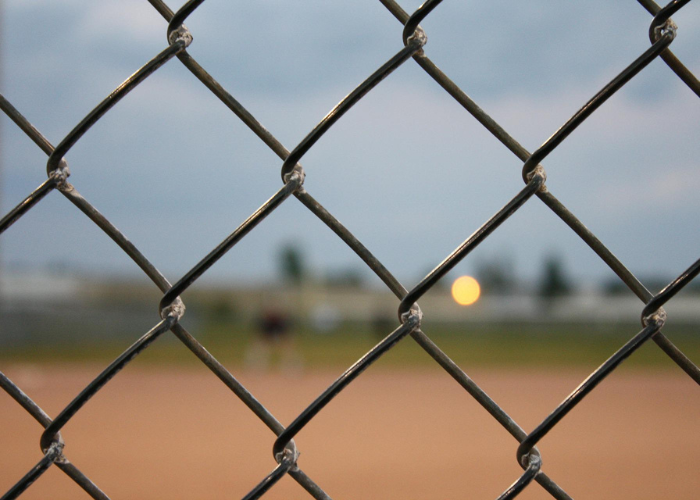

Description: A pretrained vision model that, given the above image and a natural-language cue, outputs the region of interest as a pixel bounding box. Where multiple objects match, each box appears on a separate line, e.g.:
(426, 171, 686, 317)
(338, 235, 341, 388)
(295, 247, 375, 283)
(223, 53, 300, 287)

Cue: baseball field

(2, 363, 698, 499)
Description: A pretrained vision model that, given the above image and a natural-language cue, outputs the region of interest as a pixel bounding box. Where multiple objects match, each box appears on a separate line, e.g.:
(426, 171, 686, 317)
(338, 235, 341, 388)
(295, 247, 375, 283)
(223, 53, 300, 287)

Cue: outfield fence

(1, 0, 699, 498)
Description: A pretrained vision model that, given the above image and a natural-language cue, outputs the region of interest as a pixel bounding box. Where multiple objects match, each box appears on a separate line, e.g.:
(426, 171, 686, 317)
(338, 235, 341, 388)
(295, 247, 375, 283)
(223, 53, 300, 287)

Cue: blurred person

(245, 306, 303, 373)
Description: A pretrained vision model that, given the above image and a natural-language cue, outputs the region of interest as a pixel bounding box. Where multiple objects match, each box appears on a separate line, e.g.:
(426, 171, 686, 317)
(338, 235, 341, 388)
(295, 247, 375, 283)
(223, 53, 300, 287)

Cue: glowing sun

(451, 275, 481, 306)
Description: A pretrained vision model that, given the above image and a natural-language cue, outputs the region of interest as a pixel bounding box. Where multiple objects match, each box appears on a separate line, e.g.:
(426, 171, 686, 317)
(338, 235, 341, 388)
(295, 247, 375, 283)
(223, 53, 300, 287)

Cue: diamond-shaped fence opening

(1, 0, 699, 498)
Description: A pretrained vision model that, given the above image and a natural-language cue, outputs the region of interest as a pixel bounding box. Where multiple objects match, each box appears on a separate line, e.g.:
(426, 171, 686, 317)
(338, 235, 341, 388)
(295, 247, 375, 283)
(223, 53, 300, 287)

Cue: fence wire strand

(1, 0, 698, 498)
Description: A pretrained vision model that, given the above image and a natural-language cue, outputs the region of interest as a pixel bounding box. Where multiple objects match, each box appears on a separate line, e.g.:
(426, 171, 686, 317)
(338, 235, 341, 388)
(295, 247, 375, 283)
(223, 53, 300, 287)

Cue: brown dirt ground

(1, 364, 698, 499)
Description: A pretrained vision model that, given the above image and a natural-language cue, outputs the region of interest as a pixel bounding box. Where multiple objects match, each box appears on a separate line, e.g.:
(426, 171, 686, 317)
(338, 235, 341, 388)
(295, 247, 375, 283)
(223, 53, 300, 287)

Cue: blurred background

(1, 1, 700, 499)
(0, 0, 698, 367)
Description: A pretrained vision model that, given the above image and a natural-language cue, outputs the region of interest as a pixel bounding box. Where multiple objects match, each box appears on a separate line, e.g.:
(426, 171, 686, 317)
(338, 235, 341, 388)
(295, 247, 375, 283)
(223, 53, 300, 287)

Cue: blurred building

(1, 270, 699, 348)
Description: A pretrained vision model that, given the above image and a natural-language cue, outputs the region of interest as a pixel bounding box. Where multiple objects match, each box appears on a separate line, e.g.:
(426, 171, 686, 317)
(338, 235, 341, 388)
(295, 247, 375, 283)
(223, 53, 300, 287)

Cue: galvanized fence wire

(0, 0, 698, 498)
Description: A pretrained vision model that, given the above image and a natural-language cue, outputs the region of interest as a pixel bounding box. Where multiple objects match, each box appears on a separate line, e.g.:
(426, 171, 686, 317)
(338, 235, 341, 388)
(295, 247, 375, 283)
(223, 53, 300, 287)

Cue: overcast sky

(1, 0, 699, 291)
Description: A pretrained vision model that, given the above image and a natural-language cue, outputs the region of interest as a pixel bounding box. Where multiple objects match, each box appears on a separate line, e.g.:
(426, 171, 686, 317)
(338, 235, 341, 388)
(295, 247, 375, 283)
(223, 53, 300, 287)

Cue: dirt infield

(1, 364, 698, 499)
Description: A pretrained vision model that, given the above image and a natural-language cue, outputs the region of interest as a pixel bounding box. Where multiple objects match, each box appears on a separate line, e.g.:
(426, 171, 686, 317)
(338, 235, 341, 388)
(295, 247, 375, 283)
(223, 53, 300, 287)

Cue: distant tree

(279, 244, 306, 286)
(538, 255, 572, 302)
(686, 278, 700, 295)
(475, 256, 517, 295)
(424, 266, 448, 290)
(604, 275, 698, 296)
(324, 268, 365, 288)
(208, 298, 237, 323)
(602, 278, 629, 296)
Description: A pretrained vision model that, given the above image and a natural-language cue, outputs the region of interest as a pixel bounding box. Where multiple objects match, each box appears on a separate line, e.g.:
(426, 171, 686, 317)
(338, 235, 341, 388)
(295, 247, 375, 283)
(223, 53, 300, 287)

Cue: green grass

(3, 320, 698, 372)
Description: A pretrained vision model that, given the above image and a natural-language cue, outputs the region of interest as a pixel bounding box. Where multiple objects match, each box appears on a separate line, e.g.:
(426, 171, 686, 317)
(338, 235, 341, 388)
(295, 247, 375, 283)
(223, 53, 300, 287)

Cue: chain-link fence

(1, 0, 699, 498)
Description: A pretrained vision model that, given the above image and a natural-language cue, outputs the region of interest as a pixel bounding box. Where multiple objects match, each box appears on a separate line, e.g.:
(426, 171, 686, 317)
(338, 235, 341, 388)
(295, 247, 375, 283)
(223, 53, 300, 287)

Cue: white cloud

(2, 0, 698, 284)
(7, 0, 85, 10)
(75, 1, 166, 45)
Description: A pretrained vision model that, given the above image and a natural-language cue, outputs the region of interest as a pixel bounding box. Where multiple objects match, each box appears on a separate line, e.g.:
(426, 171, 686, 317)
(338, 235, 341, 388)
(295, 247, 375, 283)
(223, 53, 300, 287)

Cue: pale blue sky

(1, 0, 699, 290)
